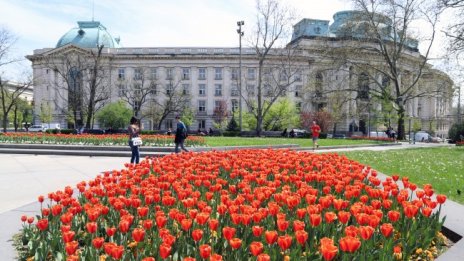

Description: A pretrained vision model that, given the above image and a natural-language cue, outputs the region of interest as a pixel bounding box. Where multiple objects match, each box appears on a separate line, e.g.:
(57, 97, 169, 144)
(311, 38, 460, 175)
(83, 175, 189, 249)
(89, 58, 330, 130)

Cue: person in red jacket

(311, 121, 321, 150)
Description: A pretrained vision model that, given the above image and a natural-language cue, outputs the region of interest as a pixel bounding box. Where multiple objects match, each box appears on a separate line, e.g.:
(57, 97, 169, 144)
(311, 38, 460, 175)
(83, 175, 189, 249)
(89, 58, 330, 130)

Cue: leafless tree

(247, 0, 298, 135)
(0, 27, 32, 132)
(143, 78, 191, 130)
(119, 67, 157, 118)
(39, 45, 110, 129)
(320, 0, 450, 139)
(441, 0, 464, 54)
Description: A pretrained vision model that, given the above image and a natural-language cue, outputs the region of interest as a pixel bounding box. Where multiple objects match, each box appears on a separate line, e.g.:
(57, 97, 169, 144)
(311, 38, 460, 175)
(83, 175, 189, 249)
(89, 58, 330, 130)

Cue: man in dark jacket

(174, 115, 189, 153)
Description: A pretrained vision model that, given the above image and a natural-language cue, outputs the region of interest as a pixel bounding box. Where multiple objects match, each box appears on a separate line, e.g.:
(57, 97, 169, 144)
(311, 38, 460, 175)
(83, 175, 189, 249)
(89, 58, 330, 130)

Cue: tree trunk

(2, 112, 7, 132)
(332, 122, 337, 136)
(397, 106, 405, 140)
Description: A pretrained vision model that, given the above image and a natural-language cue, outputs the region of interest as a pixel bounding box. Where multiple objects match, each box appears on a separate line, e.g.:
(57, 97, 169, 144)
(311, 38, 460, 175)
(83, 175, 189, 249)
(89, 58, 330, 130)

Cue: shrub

(448, 122, 464, 143)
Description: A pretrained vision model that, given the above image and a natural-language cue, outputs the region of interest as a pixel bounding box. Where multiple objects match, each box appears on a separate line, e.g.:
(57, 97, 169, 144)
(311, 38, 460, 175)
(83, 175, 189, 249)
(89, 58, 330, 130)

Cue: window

(295, 85, 302, 97)
(118, 68, 125, 80)
(198, 68, 206, 80)
(279, 70, 287, 81)
(150, 83, 157, 95)
(231, 68, 239, 80)
(150, 68, 157, 80)
(198, 100, 206, 112)
(133, 100, 141, 112)
(46, 69, 49, 74)
(357, 72, 369, 100)
(231, 84, 239, 96)
(247, 84, 255, 96)
(182, 68, 190, 80)
(134, 83, 142, 96)
(166, 119, 173, 130)
(264, 84, 272, 96)
(215, 84, 222, 96)
(166, 83, 173, 95)
(214, 100, 222, 111)
(263, 68, 271, 82)
(215, 68, 223, 80)
(247, 68, 256, 80)
(296, 102, 302, 112)
(117, 84, 126, 97)
(294, 70, 302, 82)
(166, 68, 174, 80)
(199, 84, 206, 96)
(182, 84, 190, 95)
(231, 99, 238, 112)
(198, 120, 206, 129)
(315, 72, 323, 98)
(134, 68, 143, 80)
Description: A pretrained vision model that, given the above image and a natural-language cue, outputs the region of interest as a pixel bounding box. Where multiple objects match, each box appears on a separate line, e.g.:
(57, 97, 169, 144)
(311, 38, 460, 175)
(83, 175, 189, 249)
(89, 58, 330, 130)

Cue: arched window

(315, 72, 323, 98)
(357, 72, 369, 100)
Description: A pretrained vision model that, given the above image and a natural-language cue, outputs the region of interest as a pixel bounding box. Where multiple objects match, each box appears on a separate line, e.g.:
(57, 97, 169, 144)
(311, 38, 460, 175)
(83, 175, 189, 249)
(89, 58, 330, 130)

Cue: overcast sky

(0, 0, 453, 81)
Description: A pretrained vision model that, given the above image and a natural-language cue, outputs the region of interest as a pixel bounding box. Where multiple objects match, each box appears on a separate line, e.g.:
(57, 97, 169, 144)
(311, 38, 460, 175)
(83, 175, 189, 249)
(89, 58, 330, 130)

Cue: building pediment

(27, 44, 94, 62)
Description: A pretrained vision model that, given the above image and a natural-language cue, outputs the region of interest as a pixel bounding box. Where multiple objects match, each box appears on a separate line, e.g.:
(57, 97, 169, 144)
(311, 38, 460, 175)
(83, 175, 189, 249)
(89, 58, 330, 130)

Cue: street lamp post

(237, 21, 244, 133)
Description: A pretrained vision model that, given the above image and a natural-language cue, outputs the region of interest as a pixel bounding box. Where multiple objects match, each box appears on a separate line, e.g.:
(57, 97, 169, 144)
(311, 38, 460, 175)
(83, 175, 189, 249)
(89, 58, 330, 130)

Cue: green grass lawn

(203, 136, 385, 147)
(338, 147, 464, 204)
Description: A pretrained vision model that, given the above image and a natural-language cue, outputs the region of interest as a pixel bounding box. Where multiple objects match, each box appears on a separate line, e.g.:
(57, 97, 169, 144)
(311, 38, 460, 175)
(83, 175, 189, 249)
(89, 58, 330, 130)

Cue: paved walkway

(0, 142, 462, 260)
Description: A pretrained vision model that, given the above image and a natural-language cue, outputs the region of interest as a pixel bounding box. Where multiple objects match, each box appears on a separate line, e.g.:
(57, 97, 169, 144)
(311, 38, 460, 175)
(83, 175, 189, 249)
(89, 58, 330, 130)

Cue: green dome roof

(56, 21, 120, 48)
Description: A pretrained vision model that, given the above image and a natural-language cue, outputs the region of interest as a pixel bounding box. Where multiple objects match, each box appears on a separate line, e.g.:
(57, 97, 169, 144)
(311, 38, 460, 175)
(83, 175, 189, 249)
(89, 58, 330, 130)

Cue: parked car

(414, 131, 431, 142)
(82, 129, 105, 135)
(28, 125, 47, 132)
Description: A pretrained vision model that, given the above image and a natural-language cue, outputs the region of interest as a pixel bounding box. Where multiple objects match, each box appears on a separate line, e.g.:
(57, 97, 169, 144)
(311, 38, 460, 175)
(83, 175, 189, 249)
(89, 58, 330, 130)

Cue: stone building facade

(27, 11, 454, 137)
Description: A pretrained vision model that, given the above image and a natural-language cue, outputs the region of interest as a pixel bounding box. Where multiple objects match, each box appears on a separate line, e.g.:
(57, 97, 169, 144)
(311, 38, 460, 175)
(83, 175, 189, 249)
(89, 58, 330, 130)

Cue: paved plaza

(0, 143, 463, 260)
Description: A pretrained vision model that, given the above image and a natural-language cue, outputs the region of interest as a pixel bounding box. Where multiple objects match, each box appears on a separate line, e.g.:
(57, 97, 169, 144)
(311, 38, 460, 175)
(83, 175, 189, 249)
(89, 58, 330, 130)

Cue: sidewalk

(0, 143, 461, 260)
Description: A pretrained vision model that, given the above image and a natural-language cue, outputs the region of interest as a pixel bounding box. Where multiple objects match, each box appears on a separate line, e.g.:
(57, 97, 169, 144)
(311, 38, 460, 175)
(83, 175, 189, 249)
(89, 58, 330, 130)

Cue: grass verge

(338, 146, 464, 204)
(204, 136, 387, 147)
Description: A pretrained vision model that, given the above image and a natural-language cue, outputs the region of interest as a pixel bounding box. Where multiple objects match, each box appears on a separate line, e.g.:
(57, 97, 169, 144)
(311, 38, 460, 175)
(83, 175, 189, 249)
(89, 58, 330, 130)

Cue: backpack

(181, 123, 188, 139)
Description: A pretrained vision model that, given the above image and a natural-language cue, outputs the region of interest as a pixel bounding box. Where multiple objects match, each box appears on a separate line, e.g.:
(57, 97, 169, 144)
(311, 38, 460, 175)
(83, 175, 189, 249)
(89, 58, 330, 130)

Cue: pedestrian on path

(128, 116, 141, 164)
(174, 115, 189, 153)
(311, 121, 321, 150)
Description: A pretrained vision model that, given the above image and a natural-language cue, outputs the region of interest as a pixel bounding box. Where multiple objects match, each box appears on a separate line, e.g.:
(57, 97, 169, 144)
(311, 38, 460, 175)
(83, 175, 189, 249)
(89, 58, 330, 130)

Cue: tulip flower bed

(0, 133, 206, 147)
(17, 149, 448, 260)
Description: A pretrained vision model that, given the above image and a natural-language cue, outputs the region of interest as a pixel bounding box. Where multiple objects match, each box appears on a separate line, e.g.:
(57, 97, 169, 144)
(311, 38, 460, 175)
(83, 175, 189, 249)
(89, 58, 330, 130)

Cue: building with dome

(27, 12, 454, 137)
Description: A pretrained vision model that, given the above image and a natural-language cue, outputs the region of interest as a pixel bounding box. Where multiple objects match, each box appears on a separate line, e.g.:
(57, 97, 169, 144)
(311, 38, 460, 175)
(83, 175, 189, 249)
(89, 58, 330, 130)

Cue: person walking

(174, 115, 189, 153)
(311, 121, 321, 150)
(128, 116, 141, 164)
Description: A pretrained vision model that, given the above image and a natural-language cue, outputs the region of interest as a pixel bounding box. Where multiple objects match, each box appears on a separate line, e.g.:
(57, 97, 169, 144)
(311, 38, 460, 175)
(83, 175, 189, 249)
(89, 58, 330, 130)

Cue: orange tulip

(65, 240, 79, 255)
(199, 244, 211, 259)
(229, 238, 242, 249)
(265, 230, 278, 245)
(249, 241, 264, 256)
(339, 236, 361, 253)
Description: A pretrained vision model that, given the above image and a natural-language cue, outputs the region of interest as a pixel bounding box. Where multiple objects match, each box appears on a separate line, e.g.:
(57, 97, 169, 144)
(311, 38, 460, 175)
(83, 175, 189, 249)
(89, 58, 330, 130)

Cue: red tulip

(51, 204, 62, 216)
(295, 230, 308, 245)
(181, 218, 193, 231)
(249, 241, 264, 256)
(252, 225, 264, 237)
(111, 245, 124, 259)
(192, 229, 203, 242)
(199, 244, 211, 259)
(196, 212, 210, 225)
(222, 227, 236, 240)
(265, 230, 278, 245)
(159, 243, 172, 259)
(86, 222, 98, 234)
(27, 216, 34, 224)
(277, 235, 292, 251)
(60, 212, 73, 224)
(62, 231, 75, 243)
(36, 219, 48, 231)
(360, 226, 374, 240)
(209, 219, 219, 231)
(436, 194, 447, 204)
(137, 206, 149, 217)
(324, 211, 337, 223)
(210, 253, 222, 261)
(387, 210, 400, 222)
(229, 238, 242, 249)
(156, 215, 168, 228)
(92, 237, 104, 249)
(65, 240, 79, 255)
(132, 228, 145, 242)
(344, 225, 359, 237)
(20, 215, 27, 222)
(310, 214, 322, 227)
(338, 211, 351, 224)
(380, 223, 394, 237)
(339, 236, 361, 253)
(403, 203, 419, 219)
(320, 238, 338, 261)
(143, 219, 153, 230)
(106, 227, 117, 237)
(257, 253, 271, 261)
(277, 219, 289, 231)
